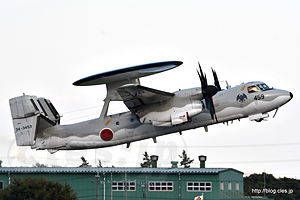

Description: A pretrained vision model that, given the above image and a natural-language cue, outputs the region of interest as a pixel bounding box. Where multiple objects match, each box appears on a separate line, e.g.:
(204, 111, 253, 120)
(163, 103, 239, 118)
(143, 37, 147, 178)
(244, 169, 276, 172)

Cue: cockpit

(247, 83, 272, 93)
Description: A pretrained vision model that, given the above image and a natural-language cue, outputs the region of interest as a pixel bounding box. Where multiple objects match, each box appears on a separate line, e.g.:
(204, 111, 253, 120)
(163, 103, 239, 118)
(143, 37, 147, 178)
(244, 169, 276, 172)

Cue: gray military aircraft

(9, 61, 293, 153)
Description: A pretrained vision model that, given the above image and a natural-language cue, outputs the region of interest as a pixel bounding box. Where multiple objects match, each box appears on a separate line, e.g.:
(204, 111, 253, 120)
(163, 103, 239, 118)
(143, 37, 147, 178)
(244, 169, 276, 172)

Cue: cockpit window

(247, 86, 260, 93)
(257, 83, 271, 91)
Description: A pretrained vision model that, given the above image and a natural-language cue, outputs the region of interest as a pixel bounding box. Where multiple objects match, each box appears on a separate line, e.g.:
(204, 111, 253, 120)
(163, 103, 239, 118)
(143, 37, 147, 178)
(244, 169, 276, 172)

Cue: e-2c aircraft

(9, 61, 293, 153)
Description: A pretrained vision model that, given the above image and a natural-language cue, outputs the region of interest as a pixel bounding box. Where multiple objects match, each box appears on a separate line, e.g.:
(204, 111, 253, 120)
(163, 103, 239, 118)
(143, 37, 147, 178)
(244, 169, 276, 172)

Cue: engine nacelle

(137, 88, 204, 126)
(139, 106, 203, 127)
(171, 111, 189, 125)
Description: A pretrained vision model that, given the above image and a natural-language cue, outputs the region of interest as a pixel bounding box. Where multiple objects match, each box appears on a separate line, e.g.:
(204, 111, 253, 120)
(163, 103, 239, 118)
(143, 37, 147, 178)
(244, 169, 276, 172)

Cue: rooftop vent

(150, 155, 159, 168)
(171, 161, 178, 168)
(199, 155, 207, 168)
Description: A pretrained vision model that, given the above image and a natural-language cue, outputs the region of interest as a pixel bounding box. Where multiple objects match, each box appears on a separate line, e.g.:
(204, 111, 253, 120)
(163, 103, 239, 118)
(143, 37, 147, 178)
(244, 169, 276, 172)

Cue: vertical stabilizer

(9, 95, 40, 146)
(9, 95, 60, 146)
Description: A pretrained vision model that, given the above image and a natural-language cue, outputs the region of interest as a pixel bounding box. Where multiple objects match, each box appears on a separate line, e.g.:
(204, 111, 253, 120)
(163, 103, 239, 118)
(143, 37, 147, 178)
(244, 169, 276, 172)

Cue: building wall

(103, 173, 179, 200)
(219, 170, 244, 199)
(102, 172, 228, 200)
(0, 169, 245, 200)
(181, 173, 220, 200)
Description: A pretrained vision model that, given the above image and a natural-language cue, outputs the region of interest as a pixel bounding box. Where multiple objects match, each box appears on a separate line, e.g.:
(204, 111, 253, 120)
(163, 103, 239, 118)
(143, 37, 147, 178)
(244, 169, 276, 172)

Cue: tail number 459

(254, 94, 264, 101)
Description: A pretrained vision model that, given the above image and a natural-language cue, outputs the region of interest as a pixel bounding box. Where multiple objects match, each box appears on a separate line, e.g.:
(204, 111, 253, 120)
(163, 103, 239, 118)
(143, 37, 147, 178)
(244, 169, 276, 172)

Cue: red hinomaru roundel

(99, 128, 114, 141)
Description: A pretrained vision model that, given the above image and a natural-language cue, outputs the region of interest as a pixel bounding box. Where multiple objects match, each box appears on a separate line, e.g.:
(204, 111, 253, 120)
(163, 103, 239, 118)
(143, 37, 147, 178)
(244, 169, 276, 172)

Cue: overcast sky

(1, 1, 299, 178)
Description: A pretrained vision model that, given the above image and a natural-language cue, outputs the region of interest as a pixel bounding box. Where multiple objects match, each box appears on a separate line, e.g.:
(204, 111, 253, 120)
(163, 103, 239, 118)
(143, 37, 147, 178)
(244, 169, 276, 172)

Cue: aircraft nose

(271, 90, 293, 107)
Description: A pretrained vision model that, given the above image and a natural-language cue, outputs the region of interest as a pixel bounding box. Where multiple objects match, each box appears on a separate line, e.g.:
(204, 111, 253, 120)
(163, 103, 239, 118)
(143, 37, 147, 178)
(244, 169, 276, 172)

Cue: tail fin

(9, 95, 60, 146)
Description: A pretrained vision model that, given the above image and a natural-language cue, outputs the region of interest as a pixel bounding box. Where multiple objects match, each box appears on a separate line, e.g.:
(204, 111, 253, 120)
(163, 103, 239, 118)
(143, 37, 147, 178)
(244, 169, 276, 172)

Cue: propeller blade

(205, 96, 216, 120)
(209, 97, 216, 120)
(197, 62, 207, 89)
(197, 62, 219, 120)
(212, 68, 221, 91)
(204, 96, 211, 110)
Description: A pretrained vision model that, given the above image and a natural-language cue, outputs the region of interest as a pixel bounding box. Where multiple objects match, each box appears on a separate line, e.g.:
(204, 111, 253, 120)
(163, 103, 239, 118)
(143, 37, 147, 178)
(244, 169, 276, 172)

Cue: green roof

(0, 167, 243, 174)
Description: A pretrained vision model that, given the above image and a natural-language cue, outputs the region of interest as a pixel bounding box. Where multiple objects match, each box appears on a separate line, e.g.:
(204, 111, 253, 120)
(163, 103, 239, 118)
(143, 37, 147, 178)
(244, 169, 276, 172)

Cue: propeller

(212, 68, 221, 91)
(197, 62, 220, 120)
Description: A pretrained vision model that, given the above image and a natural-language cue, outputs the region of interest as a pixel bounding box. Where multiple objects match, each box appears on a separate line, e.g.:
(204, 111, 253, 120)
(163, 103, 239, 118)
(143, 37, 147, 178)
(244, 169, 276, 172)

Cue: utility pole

(264, 171, 266, 198)
(91, 171, 100, 200)
(140, 176, 147, 200)
(178, 173, 181, 200)
(145, 176, 147, 200)
(103, 173, 105, 200)
(125, 172, 127, 200)
(96, 172, 100, 200)
(111, 173, 113, 200)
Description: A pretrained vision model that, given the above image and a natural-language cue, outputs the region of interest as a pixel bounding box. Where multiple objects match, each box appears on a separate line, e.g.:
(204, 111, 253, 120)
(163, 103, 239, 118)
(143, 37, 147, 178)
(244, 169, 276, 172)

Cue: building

(0, 156, 261, 200)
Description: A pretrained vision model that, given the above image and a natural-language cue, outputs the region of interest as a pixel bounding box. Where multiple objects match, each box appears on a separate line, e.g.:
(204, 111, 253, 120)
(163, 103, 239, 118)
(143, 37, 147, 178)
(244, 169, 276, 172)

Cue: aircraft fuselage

(32, 81, 292, 153)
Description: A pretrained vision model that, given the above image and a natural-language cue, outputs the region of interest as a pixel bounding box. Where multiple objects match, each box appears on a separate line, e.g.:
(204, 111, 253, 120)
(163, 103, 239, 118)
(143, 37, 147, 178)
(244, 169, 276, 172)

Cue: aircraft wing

(117, 84, 174, 110)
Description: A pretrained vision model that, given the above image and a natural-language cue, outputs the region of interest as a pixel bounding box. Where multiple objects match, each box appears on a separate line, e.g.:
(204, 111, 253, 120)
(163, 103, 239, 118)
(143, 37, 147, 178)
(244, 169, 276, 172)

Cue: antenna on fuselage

(220, 80, 231, 90)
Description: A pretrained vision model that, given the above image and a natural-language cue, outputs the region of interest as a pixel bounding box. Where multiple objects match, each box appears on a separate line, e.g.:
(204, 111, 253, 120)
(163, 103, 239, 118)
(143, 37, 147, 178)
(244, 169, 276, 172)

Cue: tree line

(29, 150, 195, 168)
(244, 173, 300, 200)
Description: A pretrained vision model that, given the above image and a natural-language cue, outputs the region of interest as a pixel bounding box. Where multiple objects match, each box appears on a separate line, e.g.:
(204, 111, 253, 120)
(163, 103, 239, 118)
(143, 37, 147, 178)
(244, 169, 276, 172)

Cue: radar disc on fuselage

(73, 61, 183, 86)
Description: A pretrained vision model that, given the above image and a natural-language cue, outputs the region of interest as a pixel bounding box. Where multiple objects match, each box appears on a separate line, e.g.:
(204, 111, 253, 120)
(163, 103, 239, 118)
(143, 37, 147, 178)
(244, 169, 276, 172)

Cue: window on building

(228, 182, 231, 191)
(187, 182, 212, 192)
(148, 181, 173, 191)
(0, 181, 3, 190)
(112, 181, 136, 191)
(236, 182, 239, 191)
(220, 182, 224, 191)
